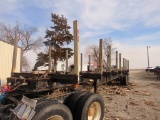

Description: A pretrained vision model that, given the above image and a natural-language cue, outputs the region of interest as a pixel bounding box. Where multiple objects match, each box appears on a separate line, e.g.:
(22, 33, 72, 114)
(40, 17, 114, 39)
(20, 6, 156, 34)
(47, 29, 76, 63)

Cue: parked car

(145, 67, 154, 72)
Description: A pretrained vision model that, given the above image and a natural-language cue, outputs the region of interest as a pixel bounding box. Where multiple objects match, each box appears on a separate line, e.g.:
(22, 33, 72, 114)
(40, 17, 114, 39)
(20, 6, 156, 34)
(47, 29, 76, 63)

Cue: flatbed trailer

(0, 20, 129, 120)
(0, 69, 129, 120)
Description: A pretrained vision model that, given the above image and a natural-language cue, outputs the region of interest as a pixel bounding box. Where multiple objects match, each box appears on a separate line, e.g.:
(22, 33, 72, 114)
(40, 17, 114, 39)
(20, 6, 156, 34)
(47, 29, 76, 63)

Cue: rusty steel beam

(12, 36, 18, 73)
(116, 51, 118, 73)
(88, 55, 91, 71)
(109, 45, 111, 72)
(66, 50, 68, 72)
(119, 53, 122, 74)
(81, 53, 83, 72)
(48, 44, 52, 72)
(125, 59, 128, 71)
(99, 39, 103, 74)
(128, 60, 129, 71)
(123, 58, 125, 71)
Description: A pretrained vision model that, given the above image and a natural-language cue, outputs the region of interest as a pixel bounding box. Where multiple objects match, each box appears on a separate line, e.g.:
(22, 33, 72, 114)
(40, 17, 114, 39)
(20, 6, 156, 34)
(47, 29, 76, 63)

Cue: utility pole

(147, 46, 150, 74)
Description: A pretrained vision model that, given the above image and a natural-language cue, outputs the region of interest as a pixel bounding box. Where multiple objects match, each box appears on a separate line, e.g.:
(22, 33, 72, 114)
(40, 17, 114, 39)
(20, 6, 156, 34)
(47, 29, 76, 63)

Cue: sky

(0, 0, 160, 69)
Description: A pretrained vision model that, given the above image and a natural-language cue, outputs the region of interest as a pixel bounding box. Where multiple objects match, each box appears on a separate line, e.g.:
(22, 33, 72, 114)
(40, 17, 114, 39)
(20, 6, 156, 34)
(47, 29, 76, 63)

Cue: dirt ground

(99, 70, 160, 120)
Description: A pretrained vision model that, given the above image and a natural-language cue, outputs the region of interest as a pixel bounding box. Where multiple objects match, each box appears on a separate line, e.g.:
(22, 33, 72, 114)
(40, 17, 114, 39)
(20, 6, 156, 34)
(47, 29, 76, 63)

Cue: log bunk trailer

(0, 21, 129, 120)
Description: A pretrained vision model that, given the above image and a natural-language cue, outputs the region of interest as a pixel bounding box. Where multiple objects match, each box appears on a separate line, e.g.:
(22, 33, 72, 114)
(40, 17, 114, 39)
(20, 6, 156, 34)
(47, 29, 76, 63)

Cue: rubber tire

(37, 98, 57, 105)
(64, 91, 88, 115)
(123, 75, 129, 86)
(74, 93, 104, 120)
(120, 76, 123, 85)
(64, 92, 78, 105)
(32, 101, 73, 120)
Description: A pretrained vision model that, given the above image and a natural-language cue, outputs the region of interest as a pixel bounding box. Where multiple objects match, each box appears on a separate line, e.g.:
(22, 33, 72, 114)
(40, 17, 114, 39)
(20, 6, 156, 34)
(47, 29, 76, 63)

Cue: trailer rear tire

(64, 92, 78, 105)
(123, 75, 129, 86)
(64, 91, 88, 115)
(37, 98, 57, 105)
(32, 101, 72, 120)
(74, 93, 104, 120)
(120, 76, 123, 85)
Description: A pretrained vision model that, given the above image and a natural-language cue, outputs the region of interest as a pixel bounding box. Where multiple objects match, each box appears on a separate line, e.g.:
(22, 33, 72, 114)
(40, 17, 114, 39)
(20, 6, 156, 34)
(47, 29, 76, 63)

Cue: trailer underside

(0, 70, 129, 120)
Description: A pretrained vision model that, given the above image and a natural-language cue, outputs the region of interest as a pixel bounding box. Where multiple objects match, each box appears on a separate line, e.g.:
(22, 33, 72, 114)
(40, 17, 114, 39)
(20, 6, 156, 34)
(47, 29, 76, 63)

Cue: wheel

(32, 101, 73, 120)
(37, 98, 57, 105)
(74, 93, 104, 120)
(123, 75, 129, 86)
(63, 92, 78, 105)
(120, 76, 123, 85)
(64, 91, 88, 115)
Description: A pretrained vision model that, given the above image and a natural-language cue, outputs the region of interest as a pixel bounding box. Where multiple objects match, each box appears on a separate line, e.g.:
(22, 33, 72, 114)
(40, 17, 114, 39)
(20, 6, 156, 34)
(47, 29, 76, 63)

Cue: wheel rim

(88, 102, 101, 120)
(47, 115, 64, 120)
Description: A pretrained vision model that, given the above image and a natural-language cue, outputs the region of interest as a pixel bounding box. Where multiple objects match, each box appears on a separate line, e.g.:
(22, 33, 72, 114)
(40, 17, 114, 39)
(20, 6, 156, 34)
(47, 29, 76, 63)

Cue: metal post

(88, 55, 91, 71)
(99, 39, 103, 74)
(147, 46, 150, 74)
(123, 58, 125, 71)
(125, 59, 127, 71)
(48, 44, 52, 72)
(66, 50, 68, 72)
(107, 56, 109, 68)
(81, 53, 83, 72)
(12, 36, 18, 73)
(119, 53, 122, 74)
(116, 51, 118, 74)
(128, 60, 129, 72)
(20, 48, 23, 72)
(109, 45, 111, 72)
(73, 20, 80, 81)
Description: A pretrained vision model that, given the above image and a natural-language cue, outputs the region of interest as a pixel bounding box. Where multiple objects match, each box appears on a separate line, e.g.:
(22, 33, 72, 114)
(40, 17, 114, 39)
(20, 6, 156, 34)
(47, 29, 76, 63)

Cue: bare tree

(103, 38, 116, 66)
(0, 22, 43, 53)
(22, 56, 30, 72)
(86, 38, 116, 67)
(0, 22, 43, 72)
(86, 44, 99, 67)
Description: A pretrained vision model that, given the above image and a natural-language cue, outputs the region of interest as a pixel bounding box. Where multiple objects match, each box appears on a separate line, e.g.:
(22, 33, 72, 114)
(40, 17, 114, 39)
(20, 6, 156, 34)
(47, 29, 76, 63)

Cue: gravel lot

(99, 70, 160, 120)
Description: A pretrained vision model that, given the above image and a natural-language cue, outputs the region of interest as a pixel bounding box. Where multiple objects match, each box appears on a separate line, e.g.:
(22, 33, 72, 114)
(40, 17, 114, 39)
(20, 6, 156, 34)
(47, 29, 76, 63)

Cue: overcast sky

(0, 0, 160, 69)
